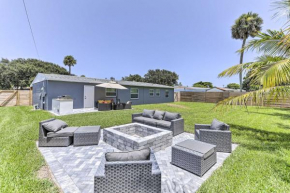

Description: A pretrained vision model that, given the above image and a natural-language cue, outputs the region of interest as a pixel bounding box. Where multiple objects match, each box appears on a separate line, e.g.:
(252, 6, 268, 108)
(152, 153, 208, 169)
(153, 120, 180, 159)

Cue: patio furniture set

(38, 109, 232, 193)
(97, 100, 132, 111)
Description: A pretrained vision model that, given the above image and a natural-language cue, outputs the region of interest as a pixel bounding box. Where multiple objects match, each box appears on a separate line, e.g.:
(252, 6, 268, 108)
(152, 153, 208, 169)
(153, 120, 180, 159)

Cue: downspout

(46, 80, 48, 110)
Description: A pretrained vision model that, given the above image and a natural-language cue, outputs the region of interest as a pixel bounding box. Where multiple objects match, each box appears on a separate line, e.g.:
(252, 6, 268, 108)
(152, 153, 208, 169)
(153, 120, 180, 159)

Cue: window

(106, 88, 117, 97)
(155, 89, 160, 97)
(149, 89, 154, 97)
(130, 88, 139, 99)
(165, 90, 169, 98)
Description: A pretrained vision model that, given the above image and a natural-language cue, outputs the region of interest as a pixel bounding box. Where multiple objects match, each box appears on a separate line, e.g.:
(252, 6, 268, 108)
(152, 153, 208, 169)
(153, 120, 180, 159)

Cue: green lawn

(0, 102, 290, 192)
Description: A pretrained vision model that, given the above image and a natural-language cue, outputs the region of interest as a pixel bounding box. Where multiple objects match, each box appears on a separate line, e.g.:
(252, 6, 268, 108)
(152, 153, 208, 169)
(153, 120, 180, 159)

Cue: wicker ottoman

(171, 139, 216, 176)
(74, 126, 101, 146)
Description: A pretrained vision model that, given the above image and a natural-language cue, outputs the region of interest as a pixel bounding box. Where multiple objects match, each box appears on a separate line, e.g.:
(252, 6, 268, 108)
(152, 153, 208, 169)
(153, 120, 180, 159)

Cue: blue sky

(0, 0, 285, 87)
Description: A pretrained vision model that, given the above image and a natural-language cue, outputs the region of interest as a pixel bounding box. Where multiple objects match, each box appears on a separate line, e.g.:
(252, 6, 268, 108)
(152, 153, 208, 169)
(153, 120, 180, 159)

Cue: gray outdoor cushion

(142, 109, 155, 118)
(153, 110, 165, 120)
(156, 120, 171, 128)
(47, 127, 79, 137)
(164, 112, 180, 121)
(176, 139, 215, 159)
(42, 119, 68, 132)
(143, 118, 157, 127)
(105, 148, 151, 162)
(133, 117, 145, 123)
(210, 119, 227, 130)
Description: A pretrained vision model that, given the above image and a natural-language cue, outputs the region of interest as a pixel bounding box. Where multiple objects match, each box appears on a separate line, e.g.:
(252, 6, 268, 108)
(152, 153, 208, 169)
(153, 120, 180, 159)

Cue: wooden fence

(0, 90, 32, 107)
(175, 91, 290, 108)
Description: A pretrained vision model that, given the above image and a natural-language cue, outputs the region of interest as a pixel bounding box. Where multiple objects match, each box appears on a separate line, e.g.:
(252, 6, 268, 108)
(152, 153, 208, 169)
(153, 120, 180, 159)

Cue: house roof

(31, 73, 173, 89)
(174, 86, 210, 90)
(207, 87, 246, 92)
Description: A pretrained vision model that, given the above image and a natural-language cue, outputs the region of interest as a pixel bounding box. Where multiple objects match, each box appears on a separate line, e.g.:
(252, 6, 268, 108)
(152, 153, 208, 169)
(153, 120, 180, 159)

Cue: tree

(110, 77, 115, 81)
(80, 75, 86, 77)
(122, 74, 143, 82)
(143, 69, 179, 86)
(0, 58, 9, 64)
(242, 71, 260, 91)
(231, 12, 263, 92)
(216, 1, 290, 109)
(193, 81, 213, 88)
(227, 83, 240, 89)
(63, 55, 76, 75)
(0, 58, 69, 89)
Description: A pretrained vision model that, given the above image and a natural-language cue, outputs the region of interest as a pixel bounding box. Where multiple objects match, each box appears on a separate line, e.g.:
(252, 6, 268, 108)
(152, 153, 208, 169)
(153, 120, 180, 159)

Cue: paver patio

(38, 131, 237, 193)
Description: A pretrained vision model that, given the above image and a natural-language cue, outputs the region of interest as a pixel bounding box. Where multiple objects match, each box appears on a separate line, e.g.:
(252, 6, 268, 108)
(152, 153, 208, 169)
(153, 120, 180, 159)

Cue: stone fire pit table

(103, 123, 173, 152)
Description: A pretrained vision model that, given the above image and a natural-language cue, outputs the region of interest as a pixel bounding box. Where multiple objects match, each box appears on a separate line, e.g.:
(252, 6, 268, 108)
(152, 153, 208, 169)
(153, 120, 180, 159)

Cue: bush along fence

(0, 90, 32, 107)
(175, 91, 290, 108)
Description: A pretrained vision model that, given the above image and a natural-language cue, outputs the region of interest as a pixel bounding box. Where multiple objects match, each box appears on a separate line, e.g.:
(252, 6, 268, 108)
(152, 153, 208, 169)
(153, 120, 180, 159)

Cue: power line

(22, 0, 40, 59)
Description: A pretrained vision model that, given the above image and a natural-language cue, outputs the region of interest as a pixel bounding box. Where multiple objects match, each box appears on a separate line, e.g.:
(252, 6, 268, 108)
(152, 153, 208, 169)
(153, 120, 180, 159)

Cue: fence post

(29, 89, 32, 105)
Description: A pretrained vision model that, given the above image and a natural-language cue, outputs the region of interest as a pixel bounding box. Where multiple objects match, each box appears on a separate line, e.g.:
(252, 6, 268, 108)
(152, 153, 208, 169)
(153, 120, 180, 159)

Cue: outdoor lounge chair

(38, 118, 101, 147)
(94, 148, 161, 193)
(38, 118, 76, 147)
(194, 119, 232, 153)
(132, 109, 184, 136)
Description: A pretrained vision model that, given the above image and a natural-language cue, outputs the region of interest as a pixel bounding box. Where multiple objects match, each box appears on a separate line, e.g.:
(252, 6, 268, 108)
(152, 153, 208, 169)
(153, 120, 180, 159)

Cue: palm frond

(218, 63, 251, 78)
(246, 55, 287, 86)
(260, 58, 290, 87)
(239, 30, 288, 56)
(272, 0, 290, 21)
(214, 86, 290, 111)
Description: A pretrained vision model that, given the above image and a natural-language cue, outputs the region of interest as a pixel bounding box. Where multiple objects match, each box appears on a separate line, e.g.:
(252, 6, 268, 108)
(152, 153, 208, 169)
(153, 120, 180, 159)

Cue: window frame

(105, 88, 117, 97)
(155, 89, 160, 97)
(165, 90, 169, 98)
(130, 88, 139, 99)
(149, 89, 154, 97)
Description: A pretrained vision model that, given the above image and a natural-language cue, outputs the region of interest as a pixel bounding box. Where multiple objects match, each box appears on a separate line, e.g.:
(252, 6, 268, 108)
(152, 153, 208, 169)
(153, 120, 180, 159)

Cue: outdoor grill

(56, 95, 73, 100)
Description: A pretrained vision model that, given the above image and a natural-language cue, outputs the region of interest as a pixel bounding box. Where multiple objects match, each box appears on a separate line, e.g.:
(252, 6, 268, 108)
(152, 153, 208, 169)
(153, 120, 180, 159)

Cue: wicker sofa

(194, 123, 232, 153)
(94, 149, 161, 193)
(132, 110, 184, 136)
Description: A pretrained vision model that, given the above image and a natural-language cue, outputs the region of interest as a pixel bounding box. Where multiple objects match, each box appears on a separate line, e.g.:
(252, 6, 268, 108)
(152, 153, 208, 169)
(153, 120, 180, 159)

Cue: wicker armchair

(94, 149, 161, 193)
(124, 101, 132, 109)
(38, 118, 72, 147)
(194, 124, 232, 153)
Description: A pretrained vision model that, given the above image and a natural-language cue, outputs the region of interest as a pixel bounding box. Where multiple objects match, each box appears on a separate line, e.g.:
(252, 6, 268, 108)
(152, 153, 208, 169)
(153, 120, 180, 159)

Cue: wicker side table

(74, 126, 101, 146)
(171, 139, 217, 176)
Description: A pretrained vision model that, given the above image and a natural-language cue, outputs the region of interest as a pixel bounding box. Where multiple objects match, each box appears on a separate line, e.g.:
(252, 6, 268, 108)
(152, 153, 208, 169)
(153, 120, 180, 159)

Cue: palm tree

(63, 55, 76, 75)
(231, 12, 263, 92)
(217, 1, 290, 110)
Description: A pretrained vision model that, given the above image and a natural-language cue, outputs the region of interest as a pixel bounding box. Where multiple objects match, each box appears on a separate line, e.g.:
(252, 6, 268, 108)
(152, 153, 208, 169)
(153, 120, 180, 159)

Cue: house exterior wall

(32, 80, 47, 109)
(33, 81, 174, 110)
(96, 86, 174, 105)
(46, 81, 98, 110)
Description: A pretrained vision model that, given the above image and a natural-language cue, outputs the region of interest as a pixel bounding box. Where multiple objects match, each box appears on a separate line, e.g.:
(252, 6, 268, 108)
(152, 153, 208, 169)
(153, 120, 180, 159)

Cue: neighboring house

(31, 73, 174, 110)
(206, 87, 246, 92)
(174, 86, 210, 92)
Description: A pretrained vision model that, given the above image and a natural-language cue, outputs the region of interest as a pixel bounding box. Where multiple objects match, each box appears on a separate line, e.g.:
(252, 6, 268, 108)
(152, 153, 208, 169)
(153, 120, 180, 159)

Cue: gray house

(31, 73, 174, 110)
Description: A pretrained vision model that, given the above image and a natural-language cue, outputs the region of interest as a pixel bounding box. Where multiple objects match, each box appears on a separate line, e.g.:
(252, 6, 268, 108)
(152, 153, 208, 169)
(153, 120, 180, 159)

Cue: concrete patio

(38, 131, 238, 193)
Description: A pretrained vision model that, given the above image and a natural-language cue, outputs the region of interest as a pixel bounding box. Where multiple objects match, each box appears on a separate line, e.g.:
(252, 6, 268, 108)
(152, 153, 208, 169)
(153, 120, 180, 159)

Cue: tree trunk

(69, 65, 71, 75)
(239, 37, 247, 92)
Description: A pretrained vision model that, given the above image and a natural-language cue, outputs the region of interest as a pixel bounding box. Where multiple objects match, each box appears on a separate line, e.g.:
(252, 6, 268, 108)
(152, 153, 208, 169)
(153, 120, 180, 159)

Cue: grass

(0, 102, 290, 192)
